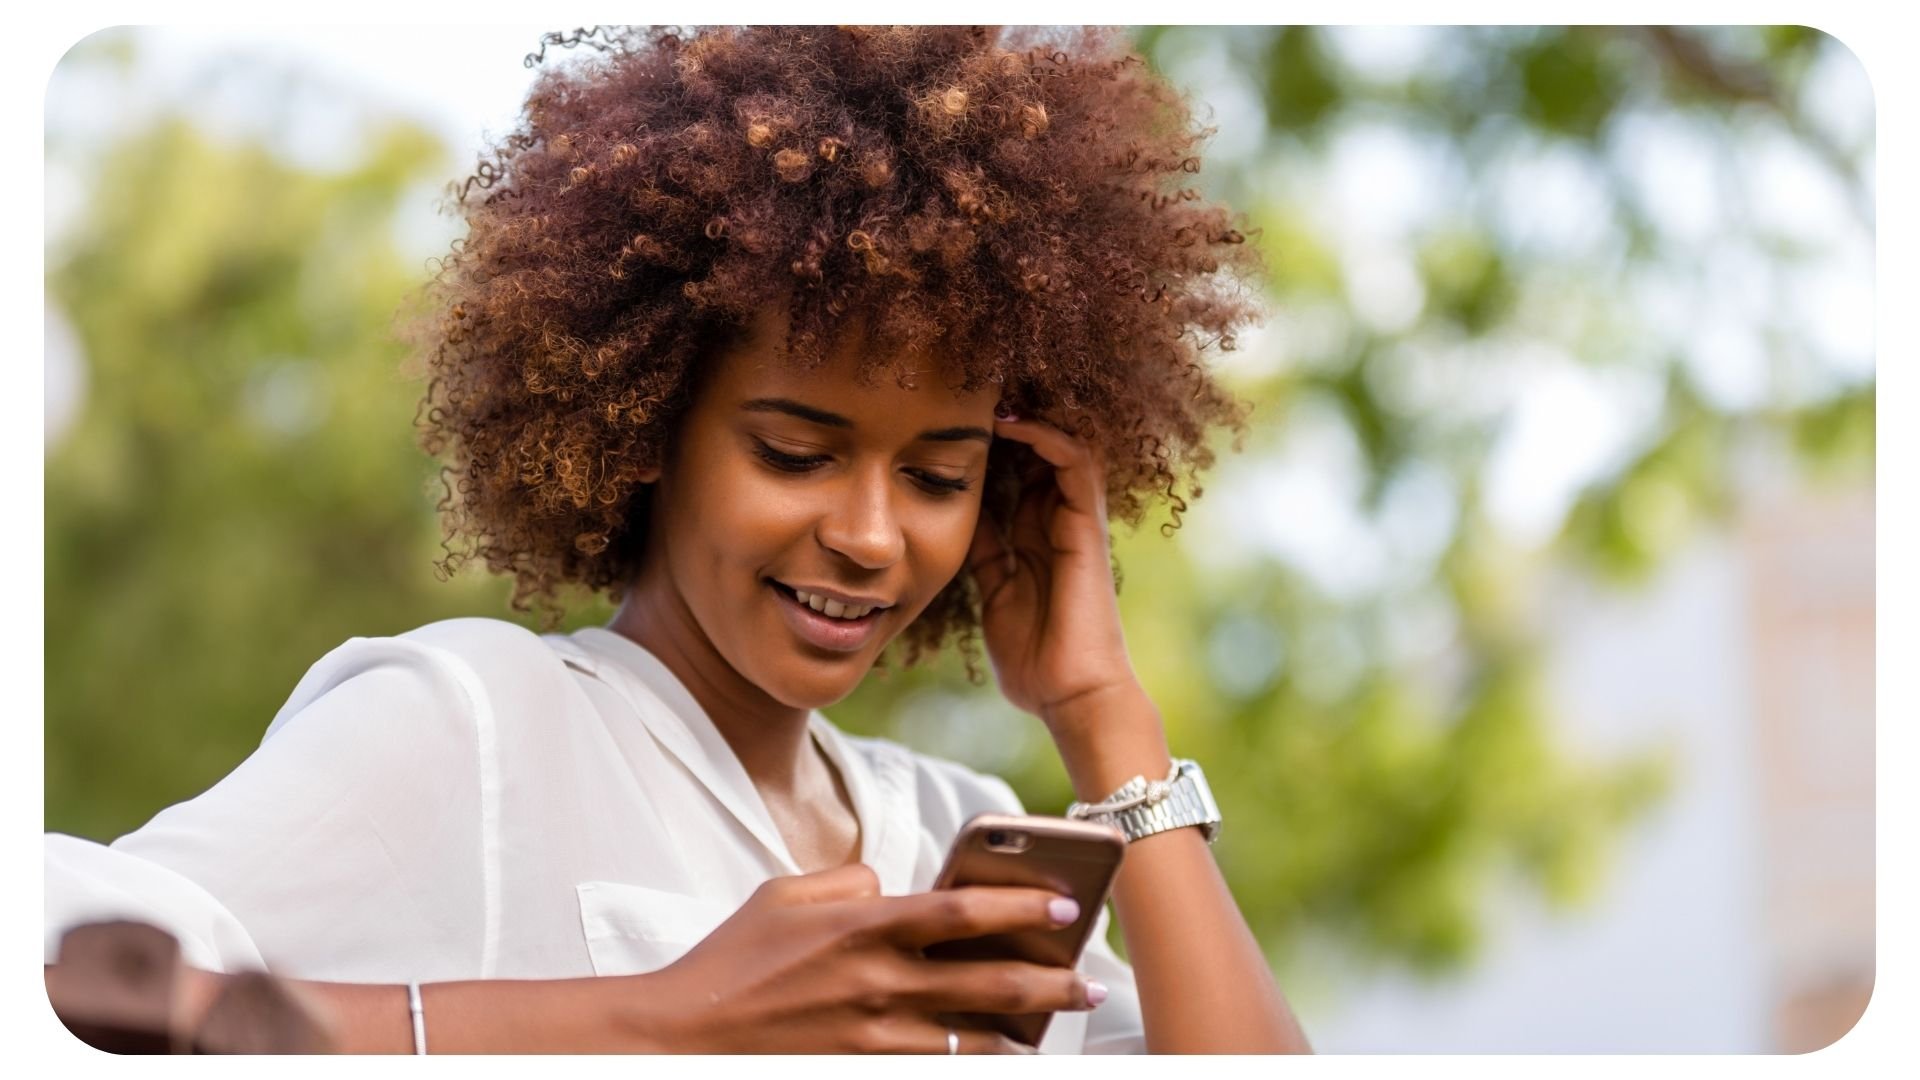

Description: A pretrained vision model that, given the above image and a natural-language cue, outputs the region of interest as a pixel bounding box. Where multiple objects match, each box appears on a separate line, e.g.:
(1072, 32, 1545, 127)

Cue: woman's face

(637, 309, 999, 710)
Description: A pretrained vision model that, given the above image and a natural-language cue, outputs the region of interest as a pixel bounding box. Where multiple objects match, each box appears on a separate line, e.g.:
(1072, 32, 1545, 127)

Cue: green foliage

(1417, 229, 1517, 338)
(1516, 29, 1630, 141)
(1790, 384, 1875, 477)
(43, 110, 574, 838)
(44, 27, 1871, 983)
(1261, 28, 1344, 135)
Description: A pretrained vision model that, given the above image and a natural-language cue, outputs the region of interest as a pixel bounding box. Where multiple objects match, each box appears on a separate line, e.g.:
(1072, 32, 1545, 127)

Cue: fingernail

(1048, 897, 1080, 925)
(1085, 980, 1108, 1007)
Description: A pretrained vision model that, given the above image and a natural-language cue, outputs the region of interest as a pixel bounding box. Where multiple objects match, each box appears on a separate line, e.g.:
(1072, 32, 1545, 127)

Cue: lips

(768, 580, 886, 653)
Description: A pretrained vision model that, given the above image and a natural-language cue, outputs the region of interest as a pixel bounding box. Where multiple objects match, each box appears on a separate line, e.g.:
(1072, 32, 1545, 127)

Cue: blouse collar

(561, 627, 919, 893)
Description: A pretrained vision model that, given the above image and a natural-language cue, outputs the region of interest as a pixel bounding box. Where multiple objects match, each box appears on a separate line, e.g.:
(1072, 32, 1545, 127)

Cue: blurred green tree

(45, 26, 1871, 982)
(43, 72, 543, 838)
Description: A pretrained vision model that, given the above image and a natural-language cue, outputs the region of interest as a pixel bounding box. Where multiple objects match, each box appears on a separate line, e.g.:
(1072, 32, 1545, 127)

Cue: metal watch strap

(1067, 758, 1222, 844)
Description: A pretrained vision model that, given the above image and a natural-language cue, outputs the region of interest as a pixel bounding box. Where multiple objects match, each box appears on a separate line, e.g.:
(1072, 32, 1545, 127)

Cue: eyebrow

(739, 397, 993, 444)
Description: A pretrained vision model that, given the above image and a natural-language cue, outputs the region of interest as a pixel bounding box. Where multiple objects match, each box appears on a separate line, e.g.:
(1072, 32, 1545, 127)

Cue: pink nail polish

(1048, 897, 1080, 925)
(1086, 980, 1108, 1007)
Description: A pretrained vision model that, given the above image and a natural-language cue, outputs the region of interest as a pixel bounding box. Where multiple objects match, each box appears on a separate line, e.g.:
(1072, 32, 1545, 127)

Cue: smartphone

(922, 812, 1127, 1048)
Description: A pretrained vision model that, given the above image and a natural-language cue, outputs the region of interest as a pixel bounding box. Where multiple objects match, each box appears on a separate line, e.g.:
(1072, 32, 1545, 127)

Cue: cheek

(733, 475, 825, 543)
(681, 463, 820, 576)
(906, 499, 983, 584)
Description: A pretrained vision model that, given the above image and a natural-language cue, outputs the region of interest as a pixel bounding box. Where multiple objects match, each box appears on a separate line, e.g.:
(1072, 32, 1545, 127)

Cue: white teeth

(790, 588, 875, 620)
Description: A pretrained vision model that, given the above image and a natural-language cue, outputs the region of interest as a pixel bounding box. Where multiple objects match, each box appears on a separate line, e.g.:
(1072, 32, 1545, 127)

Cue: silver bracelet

(1064, 758, 1223, 844)
(1065, 760, 1182, 819)
(408, 981, 427, 1055)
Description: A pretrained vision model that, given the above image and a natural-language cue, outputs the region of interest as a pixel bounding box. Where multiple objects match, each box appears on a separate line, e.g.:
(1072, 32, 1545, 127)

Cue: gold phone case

(923, 812, 1127, 1048)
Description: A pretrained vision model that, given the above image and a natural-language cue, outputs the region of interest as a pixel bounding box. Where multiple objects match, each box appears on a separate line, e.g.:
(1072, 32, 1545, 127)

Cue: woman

(45, 25, 1309, 1053)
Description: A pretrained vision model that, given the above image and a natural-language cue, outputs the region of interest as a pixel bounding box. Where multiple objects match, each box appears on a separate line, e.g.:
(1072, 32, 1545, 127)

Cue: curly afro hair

(408, 25, 1264, 669)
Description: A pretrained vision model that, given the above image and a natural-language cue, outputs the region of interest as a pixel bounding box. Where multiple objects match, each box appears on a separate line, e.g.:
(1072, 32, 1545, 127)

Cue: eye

(910, 471, 972, 497)
(752, 440, 829, 473)
(753, 438, 973, 496)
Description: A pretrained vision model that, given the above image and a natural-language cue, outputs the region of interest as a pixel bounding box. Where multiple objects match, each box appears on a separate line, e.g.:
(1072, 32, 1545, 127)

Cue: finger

(759, 862, 882, 906)
(903, 958, 1096, 1016)
(965, 511, 1016, 599)
(866, 1016, 1035, 1055)
(879, 887, 1077, 949)
(991, 415, 1090, 470)
(991, 415, 1106, 519)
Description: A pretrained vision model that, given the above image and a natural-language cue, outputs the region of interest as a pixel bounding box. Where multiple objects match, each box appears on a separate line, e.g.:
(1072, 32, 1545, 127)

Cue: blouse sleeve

(44, 633, 490, 982)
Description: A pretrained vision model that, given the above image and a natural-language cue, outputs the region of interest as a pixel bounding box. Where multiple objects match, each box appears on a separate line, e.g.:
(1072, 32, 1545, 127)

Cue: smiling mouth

(767, 579, 890, 653)
(768, 579, 888, 620)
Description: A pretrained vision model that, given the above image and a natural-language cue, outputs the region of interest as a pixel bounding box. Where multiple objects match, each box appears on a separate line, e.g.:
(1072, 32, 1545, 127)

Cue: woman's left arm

(1045, 685, 1310, 1053)
(971, 408, 1311, 1054)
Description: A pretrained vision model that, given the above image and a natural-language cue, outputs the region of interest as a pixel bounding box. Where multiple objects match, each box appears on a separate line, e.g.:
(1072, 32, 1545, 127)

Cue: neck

(605, 563, 818, 797)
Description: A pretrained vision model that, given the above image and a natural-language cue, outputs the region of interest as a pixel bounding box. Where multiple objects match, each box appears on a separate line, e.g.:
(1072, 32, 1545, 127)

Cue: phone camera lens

(986, 830, 1007, 846)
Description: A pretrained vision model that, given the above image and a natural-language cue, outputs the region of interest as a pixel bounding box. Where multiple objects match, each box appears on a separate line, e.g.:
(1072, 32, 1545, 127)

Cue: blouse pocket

(575, 880, 733, 977)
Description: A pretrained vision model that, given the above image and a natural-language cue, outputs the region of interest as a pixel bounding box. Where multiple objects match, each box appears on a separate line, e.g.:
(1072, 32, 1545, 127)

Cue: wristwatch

(1065, 758, 1222, 844)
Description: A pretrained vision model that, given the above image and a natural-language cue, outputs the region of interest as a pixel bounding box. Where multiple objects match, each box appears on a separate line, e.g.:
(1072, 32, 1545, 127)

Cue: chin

(761, 653, 878, 711)
(761, 685, 854, 713)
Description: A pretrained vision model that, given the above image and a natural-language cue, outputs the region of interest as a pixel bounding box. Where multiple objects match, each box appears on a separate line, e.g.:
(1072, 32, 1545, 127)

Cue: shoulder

(280, 616, 547, 678)
(395, 616, 568, 670)
(265, 617, 570, 741)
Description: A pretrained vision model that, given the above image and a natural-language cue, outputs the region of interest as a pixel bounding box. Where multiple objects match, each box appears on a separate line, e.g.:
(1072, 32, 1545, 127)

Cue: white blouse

(43, 617, 1147, 1054)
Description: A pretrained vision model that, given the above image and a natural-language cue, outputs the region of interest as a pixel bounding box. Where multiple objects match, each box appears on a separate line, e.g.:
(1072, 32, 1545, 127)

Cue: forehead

(706, 309, 988, 417)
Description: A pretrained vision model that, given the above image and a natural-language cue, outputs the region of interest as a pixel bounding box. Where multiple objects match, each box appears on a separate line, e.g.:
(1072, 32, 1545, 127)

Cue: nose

(816, 464, 906, 570)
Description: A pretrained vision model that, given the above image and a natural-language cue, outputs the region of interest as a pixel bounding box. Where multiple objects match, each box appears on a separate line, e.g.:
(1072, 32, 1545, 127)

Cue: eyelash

(752, 440, 973, 496)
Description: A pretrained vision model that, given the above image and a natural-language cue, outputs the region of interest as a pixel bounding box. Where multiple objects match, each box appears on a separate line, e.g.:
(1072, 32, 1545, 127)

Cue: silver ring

(947, 1028, 959, 1055)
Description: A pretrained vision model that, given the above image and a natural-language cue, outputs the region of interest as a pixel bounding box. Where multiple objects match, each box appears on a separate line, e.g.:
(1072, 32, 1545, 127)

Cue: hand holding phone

(923, 812, 1127, 1047)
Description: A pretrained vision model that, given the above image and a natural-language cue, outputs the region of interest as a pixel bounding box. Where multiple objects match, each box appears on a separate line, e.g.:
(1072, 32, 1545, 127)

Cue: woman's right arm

(75, 864, 1096, 1054)
(168, 966, 646, 1054)
(47, 633, 1095, 1052)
